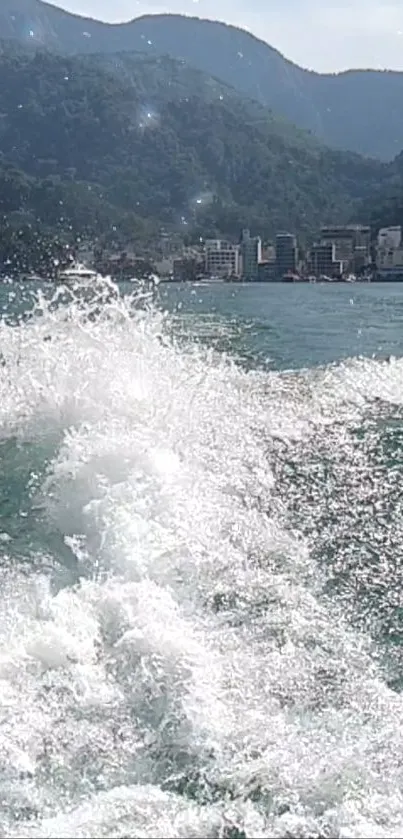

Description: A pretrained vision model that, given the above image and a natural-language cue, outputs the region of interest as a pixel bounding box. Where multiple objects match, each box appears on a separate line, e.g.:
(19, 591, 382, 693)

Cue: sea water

(1, 277, 403, 838)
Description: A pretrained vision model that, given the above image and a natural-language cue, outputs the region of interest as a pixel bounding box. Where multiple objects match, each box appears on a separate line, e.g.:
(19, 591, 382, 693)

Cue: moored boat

(59, 262, 98, 283)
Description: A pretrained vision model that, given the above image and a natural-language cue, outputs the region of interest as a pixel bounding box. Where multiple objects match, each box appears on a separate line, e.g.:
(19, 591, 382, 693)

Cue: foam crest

(1, 280, 403, 837)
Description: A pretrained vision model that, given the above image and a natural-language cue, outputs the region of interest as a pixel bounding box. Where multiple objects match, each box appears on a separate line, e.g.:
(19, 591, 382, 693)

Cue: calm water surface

(158, 281, 403, 368)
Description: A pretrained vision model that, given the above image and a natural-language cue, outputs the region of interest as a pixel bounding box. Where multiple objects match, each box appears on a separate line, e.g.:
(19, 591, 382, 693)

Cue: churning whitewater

(1, 279, 403, 838)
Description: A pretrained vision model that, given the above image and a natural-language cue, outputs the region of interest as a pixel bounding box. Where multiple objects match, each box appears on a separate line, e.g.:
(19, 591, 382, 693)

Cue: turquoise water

(159, 281, 403, 369)
(2, 278, 403, 838)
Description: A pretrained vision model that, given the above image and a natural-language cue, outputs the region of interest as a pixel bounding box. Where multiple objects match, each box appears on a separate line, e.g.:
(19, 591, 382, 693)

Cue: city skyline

(48, 0, 403, 73)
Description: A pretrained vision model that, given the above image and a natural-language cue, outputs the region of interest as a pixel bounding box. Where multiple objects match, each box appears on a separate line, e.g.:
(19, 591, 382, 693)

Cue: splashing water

(1, 278, 403, 838)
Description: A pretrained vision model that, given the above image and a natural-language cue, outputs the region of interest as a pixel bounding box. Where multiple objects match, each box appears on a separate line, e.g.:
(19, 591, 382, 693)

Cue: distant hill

(1, 1, 403, 160)
(357, 150, 403, 237)
(0, 41, 388, 252)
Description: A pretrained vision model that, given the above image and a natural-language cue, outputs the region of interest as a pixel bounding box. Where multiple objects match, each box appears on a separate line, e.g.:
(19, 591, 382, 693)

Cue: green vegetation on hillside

(0, 41, 390, 270)
(359, 153, 403, 236)
(2, 2, 403, 159)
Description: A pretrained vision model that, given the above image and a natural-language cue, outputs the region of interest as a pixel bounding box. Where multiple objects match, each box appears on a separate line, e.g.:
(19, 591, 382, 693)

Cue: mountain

(357, 151, 403, 237)
(1, 1, 403, 161)
(0, 40, 388, 259)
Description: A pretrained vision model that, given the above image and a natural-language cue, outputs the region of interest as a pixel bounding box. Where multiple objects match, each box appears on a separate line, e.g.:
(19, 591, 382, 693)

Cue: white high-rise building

(377, 226, 403, 272)
(377, 226, 402, 250)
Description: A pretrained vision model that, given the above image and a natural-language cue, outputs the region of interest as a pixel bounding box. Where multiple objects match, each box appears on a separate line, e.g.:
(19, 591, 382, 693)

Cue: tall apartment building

(377, 226, 402, 251)
(310, 242, 342, 278)
(276, 233, 298, 277)
(240, 229, 262, 281)
(320, 225, 371, 272)
(204, 239, 240, 278)
(376, 226, 403, 275)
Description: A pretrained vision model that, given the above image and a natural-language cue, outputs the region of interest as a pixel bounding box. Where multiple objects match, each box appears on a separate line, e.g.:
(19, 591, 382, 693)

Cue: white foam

(1, 280, 403, 837)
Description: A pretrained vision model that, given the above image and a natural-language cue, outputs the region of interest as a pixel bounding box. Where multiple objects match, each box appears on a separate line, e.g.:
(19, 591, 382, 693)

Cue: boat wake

(1, 279, 403, 838)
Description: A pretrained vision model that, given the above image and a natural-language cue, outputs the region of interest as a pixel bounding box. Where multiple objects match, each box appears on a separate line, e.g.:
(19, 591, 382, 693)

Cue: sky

(50, 0, 403, 73)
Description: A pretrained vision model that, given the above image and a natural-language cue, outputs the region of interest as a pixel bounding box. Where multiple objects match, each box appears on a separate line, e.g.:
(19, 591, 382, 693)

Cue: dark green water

(159, 281, 403, 369)
(160, 282, 403, 663)
(1, 279, 403, 838)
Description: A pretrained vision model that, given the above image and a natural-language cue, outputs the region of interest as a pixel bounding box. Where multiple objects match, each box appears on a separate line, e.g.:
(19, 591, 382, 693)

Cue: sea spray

(0, 279, 403, 837)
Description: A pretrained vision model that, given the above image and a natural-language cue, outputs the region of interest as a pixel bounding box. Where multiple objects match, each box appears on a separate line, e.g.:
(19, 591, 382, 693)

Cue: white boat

(194, 275, 225, 285)
(21, 273, 44, 282)
(59, 261, 98, 283)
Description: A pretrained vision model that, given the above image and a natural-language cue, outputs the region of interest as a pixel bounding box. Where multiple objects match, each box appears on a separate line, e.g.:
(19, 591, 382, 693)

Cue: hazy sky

(50, 0, 403, 73)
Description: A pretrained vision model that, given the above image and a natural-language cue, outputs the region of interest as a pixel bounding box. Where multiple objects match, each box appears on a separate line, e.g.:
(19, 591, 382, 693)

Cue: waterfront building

(276, 233, 298, 278)
(320, 225, 371, 273)
(377, 226, 402, 251)
(376, 226, 403, 278)
(257, 260, 277, 281)
(205, 239, 240, 278)
(310, 242, 342, 278)
(261, 245, 276, 263)
(239, 229, 262, 281)
(173, 257, 202, 281)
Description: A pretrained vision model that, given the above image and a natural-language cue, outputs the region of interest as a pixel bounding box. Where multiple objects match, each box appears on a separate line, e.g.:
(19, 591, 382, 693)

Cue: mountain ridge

(0, 40, 389, 250)
(1, 0, 403, 160)
(0, 0, 390, 75)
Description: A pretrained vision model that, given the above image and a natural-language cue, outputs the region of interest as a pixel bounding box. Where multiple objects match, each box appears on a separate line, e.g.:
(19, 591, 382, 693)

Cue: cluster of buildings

(309, 225, 372, 280)
(87, 223, 403, 283)
(310, 224, 403, 281)
(172, 225, 377, 283)
(203, 229, 263, 281)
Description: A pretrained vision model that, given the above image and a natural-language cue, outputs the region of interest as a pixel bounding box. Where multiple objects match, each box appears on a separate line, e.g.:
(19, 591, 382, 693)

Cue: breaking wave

(1, 278, 403, 838)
